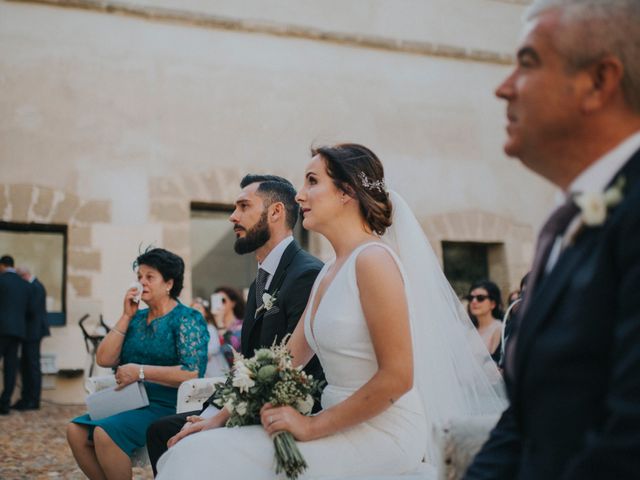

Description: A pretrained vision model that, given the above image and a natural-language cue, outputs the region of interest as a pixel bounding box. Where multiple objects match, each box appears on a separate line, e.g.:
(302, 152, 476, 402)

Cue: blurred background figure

(211, 286, 245, 374)
(467, 280, 504, 364)
(499, 272, 529, 369)
(192, 285, 245, 377)
(66, 248, 209, 480)
(13, 266, 50, 411)
(0, 255, 32, 415)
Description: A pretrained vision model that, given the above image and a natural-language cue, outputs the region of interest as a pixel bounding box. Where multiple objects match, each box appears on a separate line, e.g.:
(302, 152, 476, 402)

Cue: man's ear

(269, 202, 285, 222)
(581, 55, 624, 113)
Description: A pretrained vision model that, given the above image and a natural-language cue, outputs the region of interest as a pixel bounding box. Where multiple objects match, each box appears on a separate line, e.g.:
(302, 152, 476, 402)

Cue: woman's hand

(167, 415, 225, 448)
(114, 363, 139, 390)
(123, 286, 140, 319)
(260, 403, 316, 441)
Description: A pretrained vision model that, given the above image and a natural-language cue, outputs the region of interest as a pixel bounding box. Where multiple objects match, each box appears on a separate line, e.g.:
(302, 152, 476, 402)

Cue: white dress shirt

(257, 236, 294, 290)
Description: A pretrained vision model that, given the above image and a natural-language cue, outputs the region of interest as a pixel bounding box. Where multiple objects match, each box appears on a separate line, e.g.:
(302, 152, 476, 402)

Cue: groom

(146, 174, 324, 475)
(465, 1, 640, 479)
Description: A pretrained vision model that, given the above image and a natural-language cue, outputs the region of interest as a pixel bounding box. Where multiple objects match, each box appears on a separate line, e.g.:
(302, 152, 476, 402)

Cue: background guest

(211, 286, 245, 369)
(12, 266, 49, 411)
(467, 280, 504, 364)
(66, 247, 209, 480)
(0, 255, 32, 415)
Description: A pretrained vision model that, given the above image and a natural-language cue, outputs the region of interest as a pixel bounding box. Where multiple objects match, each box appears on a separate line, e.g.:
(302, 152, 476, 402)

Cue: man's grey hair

(525, 0, 640, 113)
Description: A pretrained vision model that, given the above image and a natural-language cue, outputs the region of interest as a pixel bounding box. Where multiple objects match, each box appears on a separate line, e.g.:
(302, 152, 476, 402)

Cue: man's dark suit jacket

(146, 239, 323, 474)
(465, 150, 640, 480)
(0, 271, 32, 340)
(25, 278, 49, 342)
(240, 239, 323, 382)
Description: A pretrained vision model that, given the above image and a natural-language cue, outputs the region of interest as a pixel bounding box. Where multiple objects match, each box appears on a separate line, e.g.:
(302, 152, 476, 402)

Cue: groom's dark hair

(240, 174, 299, 230)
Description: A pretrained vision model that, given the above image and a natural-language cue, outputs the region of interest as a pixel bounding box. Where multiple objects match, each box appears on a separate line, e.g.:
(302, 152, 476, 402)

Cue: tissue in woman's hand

(129, 281, 143, 303)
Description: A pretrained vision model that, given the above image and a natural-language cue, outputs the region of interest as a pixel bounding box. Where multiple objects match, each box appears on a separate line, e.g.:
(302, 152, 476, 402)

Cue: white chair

(435, 414, 500, 480)
(84, 375, 225, 467)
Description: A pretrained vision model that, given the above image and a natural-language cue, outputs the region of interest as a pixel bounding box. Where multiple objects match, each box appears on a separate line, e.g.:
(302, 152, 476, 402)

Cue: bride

(157, 144, 506, 479)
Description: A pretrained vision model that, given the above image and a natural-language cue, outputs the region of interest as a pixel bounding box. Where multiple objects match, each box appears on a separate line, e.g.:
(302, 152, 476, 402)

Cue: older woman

(67, 248, 209, 480)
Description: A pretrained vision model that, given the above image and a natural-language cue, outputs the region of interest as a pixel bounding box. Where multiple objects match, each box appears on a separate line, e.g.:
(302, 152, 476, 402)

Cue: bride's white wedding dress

(157, 242, 433, 479)
(156, 191, 506, 479)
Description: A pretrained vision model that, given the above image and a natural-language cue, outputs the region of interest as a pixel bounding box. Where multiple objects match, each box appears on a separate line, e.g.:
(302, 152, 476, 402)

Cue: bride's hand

(260, 403, 315, 441)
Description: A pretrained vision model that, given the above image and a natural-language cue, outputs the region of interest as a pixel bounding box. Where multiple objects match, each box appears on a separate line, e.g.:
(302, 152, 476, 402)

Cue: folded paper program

(86, 381, 149, 420)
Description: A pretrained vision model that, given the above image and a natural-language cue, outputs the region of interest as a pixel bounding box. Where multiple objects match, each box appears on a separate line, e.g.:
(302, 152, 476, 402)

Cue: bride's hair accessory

(358, 171, 386, 193)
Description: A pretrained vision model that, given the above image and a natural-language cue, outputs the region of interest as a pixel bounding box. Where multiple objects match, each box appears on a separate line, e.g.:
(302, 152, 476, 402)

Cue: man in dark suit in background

(12, 266, 50, 410)
(0, 255, 33, 415)
(146, 174, 323, 475)
(465, 1, 640, 479)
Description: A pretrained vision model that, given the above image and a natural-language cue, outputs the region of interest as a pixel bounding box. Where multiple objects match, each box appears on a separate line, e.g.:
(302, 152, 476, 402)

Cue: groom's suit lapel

(513, 149, 640, 389)
(240, 240, 302, 353)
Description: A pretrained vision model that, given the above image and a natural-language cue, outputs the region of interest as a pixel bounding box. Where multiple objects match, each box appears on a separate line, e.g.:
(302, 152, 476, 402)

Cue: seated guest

(211, 286, 244, 369)
(467, 280, 505, 364)
(192, 287, 244, 377)
(67, 248, 209, 480)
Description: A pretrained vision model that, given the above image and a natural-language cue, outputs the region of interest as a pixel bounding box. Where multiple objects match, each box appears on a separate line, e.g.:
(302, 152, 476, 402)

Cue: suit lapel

(514, 148, 640, 388)
(241, 239, 302, 353)
(514, 233, 598, 381)
(240, 281, 257, 355)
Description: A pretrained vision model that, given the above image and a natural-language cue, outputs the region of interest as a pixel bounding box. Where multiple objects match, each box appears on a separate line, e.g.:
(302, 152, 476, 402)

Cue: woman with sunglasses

(466, 280, 505, 364)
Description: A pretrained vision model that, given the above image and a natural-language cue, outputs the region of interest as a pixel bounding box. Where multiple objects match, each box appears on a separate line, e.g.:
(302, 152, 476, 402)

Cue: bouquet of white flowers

(210, 340, 322, 479)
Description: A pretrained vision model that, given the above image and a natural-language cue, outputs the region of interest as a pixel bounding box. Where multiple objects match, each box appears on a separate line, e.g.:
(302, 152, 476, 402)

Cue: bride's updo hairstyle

(312, 143, 393, 235)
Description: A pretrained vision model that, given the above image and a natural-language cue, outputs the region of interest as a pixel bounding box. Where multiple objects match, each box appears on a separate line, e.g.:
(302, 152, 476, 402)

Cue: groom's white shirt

(545, 130, 640, 273)
(258, 235, 294, 290)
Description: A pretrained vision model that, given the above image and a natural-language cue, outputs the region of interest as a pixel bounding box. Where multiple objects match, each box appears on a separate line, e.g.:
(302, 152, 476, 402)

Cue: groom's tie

(255, 268, 269, 313)
(506, 196, 580, 371)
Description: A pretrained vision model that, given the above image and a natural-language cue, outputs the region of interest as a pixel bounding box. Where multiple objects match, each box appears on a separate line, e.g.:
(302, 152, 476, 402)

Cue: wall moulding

(8, 0, 515, 65)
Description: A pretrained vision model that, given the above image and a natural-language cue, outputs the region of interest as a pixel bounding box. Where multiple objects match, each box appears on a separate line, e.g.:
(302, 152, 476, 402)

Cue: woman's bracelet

(111, 327, 126, 336)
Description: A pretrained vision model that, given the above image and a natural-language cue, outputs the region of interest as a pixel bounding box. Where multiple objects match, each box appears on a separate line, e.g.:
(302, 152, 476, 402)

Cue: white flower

(574, 177, 625, 227)
(232, 364, 255, 393)
(235, 401, 248, 416)
(262, 292, 276, 310)
(224, 398, 235, 413)
(295, 395, 314, 415)
(574, 192, 607, 226)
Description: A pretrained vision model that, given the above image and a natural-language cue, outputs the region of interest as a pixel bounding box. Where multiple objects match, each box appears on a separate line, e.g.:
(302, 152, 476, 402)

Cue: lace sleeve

(176, 308, 210, 377)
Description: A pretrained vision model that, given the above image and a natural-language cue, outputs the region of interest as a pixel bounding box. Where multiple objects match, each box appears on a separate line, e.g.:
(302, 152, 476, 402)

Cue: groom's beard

(234, 210, 271, 255)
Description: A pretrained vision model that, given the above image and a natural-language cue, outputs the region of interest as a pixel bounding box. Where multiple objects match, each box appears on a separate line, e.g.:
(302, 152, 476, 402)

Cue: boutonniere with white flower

(573, 176, 626, 227)
(255, 290, 279, 316)
(565, 176, 626, 246)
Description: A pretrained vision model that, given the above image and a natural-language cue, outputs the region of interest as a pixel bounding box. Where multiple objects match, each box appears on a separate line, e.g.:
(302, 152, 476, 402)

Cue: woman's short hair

(467, 280, 505, 327)
(134, 248, 185, 299)
(215, 286, 246, 320)
(312, 143, 393, 236)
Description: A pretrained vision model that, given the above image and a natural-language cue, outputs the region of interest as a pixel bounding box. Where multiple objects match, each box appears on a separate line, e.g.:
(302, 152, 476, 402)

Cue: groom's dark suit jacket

(147, 239, 323, 475)
(240, 239, 324, 382)
(465, 150, 640, 480)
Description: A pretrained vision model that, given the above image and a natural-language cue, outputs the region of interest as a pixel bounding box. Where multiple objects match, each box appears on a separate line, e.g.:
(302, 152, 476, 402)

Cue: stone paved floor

(0, 401, 153, 479)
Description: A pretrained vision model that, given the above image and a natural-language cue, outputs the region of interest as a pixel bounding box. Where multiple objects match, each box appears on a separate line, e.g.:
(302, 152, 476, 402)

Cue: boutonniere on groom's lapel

(255, 290, 279, 316)
(566, 176, 626, 245)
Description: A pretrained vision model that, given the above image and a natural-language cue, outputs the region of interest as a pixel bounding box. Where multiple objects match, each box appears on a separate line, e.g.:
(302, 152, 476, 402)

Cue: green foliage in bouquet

(210, 339, 323, 479)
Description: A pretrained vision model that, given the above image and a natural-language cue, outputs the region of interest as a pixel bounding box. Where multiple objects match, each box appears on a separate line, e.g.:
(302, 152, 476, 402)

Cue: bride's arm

(286, 300, 315, 369)
(262, 246, 413, 441)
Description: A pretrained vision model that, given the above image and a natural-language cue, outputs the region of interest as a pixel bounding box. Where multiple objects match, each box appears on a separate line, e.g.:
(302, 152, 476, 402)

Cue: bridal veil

(382, 191, 507, 462)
